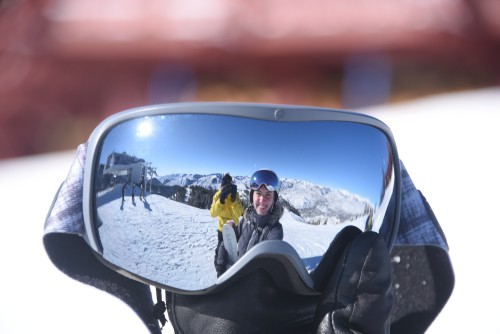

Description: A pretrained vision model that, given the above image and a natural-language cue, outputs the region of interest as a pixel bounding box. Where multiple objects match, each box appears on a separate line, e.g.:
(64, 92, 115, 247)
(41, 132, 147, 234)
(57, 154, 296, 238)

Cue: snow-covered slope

(97, 185, 366, 290)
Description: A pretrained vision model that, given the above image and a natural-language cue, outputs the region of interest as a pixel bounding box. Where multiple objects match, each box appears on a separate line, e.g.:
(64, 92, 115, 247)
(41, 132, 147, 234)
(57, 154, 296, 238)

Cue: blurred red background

(1, 0, 499, 159)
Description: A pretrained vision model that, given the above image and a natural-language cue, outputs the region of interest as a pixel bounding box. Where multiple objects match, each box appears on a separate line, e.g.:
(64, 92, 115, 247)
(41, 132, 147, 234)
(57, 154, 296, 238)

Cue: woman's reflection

(215, 169, 284, 277)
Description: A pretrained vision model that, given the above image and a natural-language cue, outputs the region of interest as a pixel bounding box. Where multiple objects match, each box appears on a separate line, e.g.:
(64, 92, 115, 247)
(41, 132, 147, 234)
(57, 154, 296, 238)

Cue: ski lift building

(103, 152, 146, 184)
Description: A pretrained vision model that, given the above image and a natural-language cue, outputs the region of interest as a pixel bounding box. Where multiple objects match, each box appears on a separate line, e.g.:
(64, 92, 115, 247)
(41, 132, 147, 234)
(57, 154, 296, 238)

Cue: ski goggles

(250, 169, 280, 192)
(44, 102, 401, 296)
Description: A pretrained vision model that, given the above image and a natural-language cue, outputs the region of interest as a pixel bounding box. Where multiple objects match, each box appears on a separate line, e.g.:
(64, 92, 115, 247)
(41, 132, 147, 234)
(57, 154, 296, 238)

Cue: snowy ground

(97, 185, 364, 291)
(1, 87, 499, 333)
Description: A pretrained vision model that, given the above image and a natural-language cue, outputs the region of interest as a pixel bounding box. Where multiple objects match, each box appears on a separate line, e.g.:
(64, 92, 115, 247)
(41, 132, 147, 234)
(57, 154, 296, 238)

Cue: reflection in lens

(93, 114, 395, 291)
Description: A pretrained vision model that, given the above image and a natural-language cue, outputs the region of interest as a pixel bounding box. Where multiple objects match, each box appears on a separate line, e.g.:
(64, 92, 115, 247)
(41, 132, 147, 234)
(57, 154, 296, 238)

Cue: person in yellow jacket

(210, 173, 243, 267)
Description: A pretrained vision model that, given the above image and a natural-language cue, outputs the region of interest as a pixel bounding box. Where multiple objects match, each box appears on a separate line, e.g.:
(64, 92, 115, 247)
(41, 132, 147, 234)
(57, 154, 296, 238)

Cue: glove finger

(311, 225, 362, 291)
(315, 231, 393, 334)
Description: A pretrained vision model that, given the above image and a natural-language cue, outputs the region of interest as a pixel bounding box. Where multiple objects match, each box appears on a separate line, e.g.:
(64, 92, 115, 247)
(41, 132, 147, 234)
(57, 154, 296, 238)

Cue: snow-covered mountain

(156, 173, 373, 225)
(158, 173, 248, 190)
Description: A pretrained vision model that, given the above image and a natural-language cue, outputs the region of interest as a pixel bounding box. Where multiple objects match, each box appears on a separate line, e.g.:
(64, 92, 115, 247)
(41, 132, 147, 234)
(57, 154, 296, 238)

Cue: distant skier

(121, 183, 127, 202)
(139, 174, 146, 201)
(209, 173, 243, 273)
(215, 169, 284, 277)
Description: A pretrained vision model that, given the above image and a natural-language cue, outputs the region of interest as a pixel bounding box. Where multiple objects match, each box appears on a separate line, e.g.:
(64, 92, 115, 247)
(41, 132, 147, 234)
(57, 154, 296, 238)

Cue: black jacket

(217, 202, 284, 268)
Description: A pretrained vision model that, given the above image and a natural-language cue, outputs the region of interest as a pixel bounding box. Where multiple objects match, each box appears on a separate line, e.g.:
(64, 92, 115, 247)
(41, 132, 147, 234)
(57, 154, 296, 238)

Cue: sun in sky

(136, 119, 153, 137)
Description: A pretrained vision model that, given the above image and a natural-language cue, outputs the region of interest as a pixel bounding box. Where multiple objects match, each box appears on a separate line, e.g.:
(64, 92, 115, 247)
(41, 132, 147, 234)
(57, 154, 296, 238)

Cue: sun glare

(136, 120, 153, 137)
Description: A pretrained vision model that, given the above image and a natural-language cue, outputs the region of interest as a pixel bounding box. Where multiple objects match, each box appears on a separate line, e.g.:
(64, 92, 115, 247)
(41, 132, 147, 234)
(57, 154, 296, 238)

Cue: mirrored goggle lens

(250, 171, 280, 192)
(85, 106, 400, 294)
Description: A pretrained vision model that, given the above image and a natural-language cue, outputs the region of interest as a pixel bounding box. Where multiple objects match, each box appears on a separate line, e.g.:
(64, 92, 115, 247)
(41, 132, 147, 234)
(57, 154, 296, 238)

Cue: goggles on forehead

(250, 169, 280, 192)
(45, 102, 401, 296)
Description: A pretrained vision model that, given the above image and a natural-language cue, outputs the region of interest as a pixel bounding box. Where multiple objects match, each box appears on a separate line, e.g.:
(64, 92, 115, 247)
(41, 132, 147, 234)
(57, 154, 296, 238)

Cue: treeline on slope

(167, 185, 301, 216)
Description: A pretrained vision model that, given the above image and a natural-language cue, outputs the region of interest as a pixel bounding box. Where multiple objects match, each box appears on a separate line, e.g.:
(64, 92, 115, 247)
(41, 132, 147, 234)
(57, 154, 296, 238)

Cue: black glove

(164, 227, 392, 334)
(220, 184, 232, 204)
(230, 183, 238, 201)
(153, 301, 167, 328)
(313, 231, 393, 334)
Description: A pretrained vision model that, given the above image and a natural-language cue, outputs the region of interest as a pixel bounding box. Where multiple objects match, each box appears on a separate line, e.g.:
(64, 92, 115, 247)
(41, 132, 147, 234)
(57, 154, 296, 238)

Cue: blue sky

(99, 114, 391, 204)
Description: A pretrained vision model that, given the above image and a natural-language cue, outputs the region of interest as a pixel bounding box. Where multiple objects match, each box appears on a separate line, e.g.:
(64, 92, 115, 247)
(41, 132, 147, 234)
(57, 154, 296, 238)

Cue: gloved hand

(313, 230, 393, 334)
(230, 183, 238, 201)
(220, 184, 232, 204)
(153, 300, 167, 328)
(165, 226, 393, 334)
